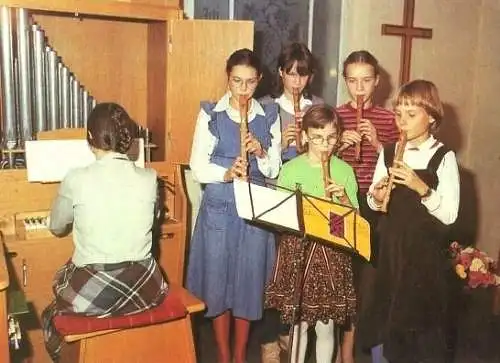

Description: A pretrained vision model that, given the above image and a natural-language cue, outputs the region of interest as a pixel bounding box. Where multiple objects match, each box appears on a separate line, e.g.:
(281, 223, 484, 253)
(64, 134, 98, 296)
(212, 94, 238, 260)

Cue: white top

(190, 92, 282, 184)
(49, 152, 157, 266)
(367, 135, 460, 225)
(274, 93, 313, 115)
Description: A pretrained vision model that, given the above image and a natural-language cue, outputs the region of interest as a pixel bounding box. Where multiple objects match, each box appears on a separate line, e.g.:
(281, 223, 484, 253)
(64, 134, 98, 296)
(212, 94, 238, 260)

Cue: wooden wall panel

(33, 14, 149, 126)
(116, 0, 181, 8)
(164, 20, 254, 163)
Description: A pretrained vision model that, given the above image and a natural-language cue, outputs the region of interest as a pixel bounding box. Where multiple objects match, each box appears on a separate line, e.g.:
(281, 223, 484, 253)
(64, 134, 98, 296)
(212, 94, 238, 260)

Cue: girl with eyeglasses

(187, 48, 282, 363)
(265, 104, 358, 363)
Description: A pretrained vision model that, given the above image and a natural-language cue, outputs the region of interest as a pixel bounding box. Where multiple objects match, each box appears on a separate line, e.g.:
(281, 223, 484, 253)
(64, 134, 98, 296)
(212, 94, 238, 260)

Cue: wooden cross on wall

(381, 0, 433, 85)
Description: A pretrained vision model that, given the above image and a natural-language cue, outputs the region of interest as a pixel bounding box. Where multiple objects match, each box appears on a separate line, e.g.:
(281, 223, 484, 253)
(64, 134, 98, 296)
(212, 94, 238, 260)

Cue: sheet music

(233, 178, 301, 231)
(25, 138, 145, 183)
(234, 178, 372, 260)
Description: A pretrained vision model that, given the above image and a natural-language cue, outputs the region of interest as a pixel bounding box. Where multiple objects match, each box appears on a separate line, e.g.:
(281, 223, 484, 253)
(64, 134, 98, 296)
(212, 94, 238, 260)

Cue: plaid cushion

(53, 292, 187, 335)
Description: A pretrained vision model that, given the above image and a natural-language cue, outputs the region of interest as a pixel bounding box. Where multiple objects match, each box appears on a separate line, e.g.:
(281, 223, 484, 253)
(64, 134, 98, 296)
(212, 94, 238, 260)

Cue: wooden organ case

(0, 1, 254, 362)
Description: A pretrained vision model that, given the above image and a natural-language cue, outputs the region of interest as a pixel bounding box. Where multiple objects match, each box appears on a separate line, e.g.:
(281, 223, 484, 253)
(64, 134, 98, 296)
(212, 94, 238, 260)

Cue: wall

(465, 1, 500, 257)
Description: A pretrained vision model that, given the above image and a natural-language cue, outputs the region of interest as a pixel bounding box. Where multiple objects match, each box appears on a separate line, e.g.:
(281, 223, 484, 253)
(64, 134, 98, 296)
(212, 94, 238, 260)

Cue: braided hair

(86, 103, 137, 154)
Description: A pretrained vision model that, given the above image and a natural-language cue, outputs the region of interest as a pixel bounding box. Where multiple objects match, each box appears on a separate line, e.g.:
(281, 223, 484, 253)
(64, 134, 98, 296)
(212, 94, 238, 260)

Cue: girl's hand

(370, 176, 390, 203)
(390, 160, 429, 196)
(224, 157, 248, 181)
(358, 118, 381, 149)
(340, 130, 362, 150)
(282, 124, 298, 148)
(245, 133, 265, 158)
(325, 179, 347, 199)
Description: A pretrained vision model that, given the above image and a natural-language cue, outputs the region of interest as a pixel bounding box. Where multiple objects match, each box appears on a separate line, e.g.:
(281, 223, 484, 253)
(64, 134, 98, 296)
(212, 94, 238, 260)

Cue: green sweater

(277, 154, 359, 208)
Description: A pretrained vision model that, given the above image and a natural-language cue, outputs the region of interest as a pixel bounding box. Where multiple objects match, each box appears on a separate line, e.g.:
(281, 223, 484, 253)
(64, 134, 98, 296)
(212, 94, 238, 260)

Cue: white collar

(275, 93, 312, 114)
(213, 92, 265, 116)
(406, 135, 439, 151)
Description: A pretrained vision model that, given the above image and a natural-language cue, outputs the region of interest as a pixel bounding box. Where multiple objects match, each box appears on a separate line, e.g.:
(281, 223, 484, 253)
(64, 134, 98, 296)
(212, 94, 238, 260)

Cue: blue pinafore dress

(186, 101, 279, 321)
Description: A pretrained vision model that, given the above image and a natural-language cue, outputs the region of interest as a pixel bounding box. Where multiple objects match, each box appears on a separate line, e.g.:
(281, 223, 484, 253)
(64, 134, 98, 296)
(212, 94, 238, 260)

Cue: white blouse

(190, 92, 282, 184)
(274, 93, 313, 115)
(50, 152, 157, 266)
(367, 135, 460, 225)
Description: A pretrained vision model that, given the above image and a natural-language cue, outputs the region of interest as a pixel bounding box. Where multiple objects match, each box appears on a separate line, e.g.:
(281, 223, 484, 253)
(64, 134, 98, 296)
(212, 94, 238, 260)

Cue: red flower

(449, 241, 500, 289)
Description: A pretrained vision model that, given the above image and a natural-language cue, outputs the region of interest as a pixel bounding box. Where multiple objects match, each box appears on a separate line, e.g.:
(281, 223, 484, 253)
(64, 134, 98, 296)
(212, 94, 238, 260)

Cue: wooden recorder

(380, 132, 408, 213)
(239, 95, 249, 179)
(354, 94, 364, 162)
(321, 152, 351, 205)
(292, 88, 303, 153)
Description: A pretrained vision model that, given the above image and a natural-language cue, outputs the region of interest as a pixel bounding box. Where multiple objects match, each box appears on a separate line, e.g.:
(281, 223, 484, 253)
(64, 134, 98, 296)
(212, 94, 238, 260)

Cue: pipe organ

(0, 1, 254, 361)
(0, 6, 97, 169)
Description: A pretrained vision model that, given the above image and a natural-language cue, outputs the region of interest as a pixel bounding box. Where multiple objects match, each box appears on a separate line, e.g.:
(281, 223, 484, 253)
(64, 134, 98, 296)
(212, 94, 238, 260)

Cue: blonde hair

(393, 79, 444, 131)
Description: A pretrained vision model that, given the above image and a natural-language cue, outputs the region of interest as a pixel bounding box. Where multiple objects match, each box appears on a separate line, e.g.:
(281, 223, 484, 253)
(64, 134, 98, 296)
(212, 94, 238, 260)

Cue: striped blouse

(336, 103, 399, 193)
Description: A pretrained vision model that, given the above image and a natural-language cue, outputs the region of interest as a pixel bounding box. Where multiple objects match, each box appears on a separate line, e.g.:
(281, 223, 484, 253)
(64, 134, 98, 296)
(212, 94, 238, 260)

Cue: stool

(54, 285, 205, 363)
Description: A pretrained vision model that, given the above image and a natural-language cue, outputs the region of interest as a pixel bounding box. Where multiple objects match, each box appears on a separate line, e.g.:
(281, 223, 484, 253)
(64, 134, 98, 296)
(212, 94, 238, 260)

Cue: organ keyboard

(14, 210, 52, 240)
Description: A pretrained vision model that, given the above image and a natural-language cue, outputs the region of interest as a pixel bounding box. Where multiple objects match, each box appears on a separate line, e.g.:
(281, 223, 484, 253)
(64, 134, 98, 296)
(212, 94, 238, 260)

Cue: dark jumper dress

(359, 143, 453, 363)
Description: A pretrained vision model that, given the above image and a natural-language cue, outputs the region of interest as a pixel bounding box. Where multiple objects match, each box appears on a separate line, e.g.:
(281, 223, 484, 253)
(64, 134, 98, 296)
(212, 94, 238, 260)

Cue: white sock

(315, 319, 335, 363)
(290, 321, 308, 363)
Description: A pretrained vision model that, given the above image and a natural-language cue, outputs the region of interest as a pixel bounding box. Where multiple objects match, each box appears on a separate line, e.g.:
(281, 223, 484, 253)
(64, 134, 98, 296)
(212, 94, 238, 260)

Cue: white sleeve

(49, 173, 75, 236)
(366, 149, 388, 211)
(189, 109, 228, 184)
(256, 114, 282, 178)
(420, 150, 460, 225)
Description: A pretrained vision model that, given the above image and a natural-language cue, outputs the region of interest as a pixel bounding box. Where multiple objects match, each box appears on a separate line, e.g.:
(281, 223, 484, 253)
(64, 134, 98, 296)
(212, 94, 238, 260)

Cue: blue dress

(186, 101, 279, 321)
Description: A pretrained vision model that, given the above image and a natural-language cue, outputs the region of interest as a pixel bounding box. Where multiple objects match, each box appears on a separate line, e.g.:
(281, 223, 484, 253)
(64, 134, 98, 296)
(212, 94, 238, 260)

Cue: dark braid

(109, 106, 133, 153)
(87, 103, 137, 154)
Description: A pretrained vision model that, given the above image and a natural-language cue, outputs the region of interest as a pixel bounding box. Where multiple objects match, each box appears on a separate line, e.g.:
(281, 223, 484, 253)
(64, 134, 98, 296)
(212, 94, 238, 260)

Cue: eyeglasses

(229, 77, 259, 89)
(308, 134, 338, 145)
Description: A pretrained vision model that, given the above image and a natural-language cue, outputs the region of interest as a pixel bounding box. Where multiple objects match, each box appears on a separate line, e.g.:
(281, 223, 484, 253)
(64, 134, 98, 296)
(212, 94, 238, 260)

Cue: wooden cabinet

(0, 244, 9, 363)
(5, 238, 74, 315)
(161, 20, 254, 163)
(4, 237, 74, 363)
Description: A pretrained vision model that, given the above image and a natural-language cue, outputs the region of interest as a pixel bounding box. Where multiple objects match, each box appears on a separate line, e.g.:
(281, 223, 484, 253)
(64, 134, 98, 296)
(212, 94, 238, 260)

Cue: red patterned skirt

(265, 234, 356, 325)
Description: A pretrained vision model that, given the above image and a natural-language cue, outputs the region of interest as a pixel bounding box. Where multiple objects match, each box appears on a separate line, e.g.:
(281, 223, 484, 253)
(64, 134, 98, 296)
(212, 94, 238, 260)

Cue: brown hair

(86, 102, 137, 154)
(274, 42, 316, 98)
(226, 48, 263, 77)
(302, 104, 342, 150)
(342, 50, 380, 77)
(393, 79, 444, 131)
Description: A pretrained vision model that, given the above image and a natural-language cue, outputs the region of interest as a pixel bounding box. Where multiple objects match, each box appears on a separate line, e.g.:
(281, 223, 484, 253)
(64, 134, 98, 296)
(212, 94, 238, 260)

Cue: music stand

(233, 179, 370, 260)
(233, 178, 371, 363)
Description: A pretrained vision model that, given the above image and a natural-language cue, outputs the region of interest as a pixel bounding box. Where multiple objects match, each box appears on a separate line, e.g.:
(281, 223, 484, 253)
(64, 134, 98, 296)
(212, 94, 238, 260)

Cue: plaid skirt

(42, 257, 167, 361)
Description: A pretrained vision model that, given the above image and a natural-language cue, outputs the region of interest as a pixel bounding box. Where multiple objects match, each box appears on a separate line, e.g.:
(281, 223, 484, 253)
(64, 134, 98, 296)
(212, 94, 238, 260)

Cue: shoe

(261, 341, 281, 363)
(278, 334, 289, 351)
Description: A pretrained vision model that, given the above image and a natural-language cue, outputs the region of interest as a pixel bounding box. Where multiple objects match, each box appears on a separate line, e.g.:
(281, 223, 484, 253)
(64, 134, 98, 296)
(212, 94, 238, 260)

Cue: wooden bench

(55, 285, 204, 363)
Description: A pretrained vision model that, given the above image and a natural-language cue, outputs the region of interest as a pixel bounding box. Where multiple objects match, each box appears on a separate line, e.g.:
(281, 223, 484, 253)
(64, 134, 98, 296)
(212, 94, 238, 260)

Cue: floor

(193, 288, 500, 363)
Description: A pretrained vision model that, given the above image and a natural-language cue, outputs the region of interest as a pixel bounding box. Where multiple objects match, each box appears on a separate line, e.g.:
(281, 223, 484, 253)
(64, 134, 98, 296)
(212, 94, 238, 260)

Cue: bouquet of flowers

(449, 241, 500, 288)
